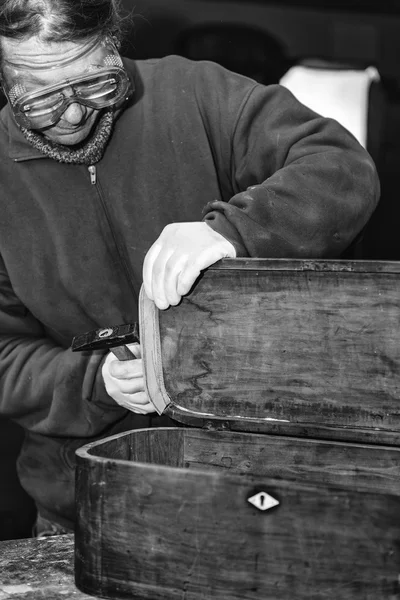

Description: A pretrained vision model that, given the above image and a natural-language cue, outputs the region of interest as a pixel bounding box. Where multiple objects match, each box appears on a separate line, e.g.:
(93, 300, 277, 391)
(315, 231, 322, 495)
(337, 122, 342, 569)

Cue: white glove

(143, 222, 236, 309)
(101, 343, 155, 414)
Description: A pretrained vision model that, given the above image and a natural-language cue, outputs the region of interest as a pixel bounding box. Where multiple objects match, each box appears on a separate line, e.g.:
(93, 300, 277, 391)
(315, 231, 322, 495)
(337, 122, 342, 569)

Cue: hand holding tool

(71, 323, 140, 361)
(72, 323, 154, 414)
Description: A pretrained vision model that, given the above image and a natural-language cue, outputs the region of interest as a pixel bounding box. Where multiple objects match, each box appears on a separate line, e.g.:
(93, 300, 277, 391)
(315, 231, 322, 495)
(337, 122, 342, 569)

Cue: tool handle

(110, 345, 136, 361)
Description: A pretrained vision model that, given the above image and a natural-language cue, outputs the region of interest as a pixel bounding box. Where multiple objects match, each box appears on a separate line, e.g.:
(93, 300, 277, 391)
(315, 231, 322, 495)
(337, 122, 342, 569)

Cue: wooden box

(75, 259, 400, 600)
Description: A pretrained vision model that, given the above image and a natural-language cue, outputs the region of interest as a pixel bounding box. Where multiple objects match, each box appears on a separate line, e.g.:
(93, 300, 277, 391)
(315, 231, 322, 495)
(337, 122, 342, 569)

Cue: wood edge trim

(75, 427, 180, 459)
(139, 285, 171, 415)
(210, 258, 400, 273)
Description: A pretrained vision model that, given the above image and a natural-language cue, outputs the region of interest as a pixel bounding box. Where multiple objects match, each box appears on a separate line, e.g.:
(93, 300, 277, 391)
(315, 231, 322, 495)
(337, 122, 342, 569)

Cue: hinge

(202, 420, 231, 432)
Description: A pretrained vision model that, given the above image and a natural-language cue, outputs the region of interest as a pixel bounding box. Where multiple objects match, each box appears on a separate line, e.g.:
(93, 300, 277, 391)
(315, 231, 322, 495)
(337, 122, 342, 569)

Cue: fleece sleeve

(197, 67, 380, 257)
(0, 254, 126, 437)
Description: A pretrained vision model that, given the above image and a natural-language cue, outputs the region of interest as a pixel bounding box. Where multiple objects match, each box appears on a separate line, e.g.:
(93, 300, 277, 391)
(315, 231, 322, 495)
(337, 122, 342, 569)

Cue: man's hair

(0, 0, 126, 48)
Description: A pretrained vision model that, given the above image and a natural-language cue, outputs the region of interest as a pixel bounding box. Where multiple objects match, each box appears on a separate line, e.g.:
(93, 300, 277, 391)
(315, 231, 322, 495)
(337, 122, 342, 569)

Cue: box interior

(86, 427, 400, 496)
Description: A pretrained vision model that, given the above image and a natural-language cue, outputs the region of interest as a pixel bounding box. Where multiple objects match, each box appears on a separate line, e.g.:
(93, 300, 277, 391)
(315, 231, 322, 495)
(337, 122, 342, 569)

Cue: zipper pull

(88, 165, 97, 185)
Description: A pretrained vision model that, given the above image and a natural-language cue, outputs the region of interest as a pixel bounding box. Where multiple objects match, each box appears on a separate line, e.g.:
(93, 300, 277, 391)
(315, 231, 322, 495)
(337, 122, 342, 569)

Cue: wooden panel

(183, 429, 400, 495)
(129, 428, 184, 466)
(80, 427, 400, 495)
(142, 259, 400, 436)
(75, 429, 400, 600)
(88, 427, 184, 467)
(171, 412, 400, 445)
(207, 258, 400, 273)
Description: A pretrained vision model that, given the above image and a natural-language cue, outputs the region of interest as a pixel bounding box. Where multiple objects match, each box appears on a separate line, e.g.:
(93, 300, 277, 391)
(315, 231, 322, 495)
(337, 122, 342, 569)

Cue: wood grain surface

(75, 427, 400, 600)
(76, 258, 400, 599)
(140, 258, 400, 440)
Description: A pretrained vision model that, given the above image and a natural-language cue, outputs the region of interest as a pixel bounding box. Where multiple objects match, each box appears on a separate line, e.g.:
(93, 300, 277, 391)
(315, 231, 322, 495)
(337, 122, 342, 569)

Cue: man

(0, 0, 379, 535)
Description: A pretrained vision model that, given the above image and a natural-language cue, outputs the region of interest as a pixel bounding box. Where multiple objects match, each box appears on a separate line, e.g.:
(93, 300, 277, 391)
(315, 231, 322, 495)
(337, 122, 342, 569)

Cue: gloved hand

(101, 343, 155, 414)
(143, 222, 236, 309)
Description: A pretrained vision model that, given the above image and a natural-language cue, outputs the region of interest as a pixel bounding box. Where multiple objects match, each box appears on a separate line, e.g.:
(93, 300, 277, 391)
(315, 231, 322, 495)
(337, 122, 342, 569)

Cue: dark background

(1, 0, 399, 540)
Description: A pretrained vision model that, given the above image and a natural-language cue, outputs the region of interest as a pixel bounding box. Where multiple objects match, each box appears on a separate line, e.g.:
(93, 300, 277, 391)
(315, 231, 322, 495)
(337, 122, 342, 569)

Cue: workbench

(0, 535, 101, 600)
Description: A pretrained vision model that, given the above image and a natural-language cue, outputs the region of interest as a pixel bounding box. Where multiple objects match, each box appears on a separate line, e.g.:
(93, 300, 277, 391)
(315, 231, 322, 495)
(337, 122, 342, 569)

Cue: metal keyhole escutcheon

(247, 491, 280, 511)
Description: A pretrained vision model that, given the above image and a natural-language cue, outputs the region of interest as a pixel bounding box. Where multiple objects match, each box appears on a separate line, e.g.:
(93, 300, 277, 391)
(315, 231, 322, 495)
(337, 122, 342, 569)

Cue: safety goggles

(2, 37, 132, 130)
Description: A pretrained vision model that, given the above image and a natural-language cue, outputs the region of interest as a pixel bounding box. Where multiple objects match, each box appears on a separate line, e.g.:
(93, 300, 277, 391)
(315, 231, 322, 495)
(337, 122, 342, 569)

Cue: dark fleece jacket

(0, 55, 379, 527)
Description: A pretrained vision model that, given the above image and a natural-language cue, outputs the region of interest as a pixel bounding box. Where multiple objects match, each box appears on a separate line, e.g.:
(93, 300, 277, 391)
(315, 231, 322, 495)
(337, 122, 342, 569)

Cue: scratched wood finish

(0, 535, 100, 599)
(142, 258, 400, 438)
(75, 427, 400, 600)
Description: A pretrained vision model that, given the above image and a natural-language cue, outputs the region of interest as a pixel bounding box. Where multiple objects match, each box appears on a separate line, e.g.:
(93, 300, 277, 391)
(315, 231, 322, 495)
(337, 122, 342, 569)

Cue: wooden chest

(75, 258, 400, 600)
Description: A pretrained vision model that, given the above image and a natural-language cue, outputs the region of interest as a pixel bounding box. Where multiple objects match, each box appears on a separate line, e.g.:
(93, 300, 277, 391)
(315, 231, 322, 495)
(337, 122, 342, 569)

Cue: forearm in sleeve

(203, 84, 380, 258)
(0, 303, 125, 437)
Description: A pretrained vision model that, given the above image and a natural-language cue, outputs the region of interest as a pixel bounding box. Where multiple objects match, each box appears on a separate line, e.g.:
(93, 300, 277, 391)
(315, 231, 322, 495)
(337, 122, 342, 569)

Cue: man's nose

(62, 102, 86, 125)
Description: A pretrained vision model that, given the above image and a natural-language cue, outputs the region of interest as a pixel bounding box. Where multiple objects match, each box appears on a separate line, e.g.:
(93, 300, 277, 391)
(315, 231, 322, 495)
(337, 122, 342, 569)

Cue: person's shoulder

(130, 55, 197, 80)
(130, 54, 256, 87)
(123, 55, 264, 115)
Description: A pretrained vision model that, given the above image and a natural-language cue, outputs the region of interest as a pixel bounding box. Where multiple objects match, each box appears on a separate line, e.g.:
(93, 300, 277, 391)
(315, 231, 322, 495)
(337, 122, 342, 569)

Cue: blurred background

(2, 0, 400, 540)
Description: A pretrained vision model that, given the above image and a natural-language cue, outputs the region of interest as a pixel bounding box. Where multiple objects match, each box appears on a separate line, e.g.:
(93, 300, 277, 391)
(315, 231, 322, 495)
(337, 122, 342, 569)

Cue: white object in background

(280, 64, 380, 148)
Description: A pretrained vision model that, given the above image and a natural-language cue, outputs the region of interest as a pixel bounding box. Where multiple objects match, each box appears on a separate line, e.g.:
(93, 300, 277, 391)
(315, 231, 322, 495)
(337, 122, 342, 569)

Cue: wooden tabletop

(0, 534, 103, 600)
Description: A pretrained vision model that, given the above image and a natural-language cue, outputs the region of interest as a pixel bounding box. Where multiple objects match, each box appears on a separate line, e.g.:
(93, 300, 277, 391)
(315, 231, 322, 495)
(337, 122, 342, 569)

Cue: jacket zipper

(88, 165, 97, 185)
(87, 165, 139, 299)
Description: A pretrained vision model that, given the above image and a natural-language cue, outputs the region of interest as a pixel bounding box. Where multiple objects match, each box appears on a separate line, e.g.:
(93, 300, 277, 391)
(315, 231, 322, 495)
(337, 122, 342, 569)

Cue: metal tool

(71, 322, 140, 361)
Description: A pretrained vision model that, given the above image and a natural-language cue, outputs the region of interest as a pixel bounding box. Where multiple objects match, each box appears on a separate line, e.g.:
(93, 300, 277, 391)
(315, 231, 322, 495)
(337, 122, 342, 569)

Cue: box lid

(140, 258, 400, 444)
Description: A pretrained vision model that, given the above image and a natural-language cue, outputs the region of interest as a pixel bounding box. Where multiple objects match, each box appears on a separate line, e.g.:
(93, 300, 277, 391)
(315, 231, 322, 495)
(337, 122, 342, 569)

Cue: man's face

(1, 36, 122, 146)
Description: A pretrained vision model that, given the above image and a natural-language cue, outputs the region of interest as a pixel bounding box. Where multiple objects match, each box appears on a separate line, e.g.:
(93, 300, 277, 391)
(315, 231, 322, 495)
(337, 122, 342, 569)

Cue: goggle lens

(12, 69, 130, 128)
(2, 37, 133, 129)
